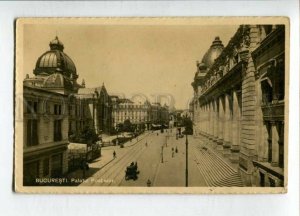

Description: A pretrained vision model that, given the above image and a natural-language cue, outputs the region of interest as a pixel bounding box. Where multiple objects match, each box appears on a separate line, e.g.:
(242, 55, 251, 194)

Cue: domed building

(190, 25, 286, 187)
(24, 36, 83, 94)
(192, 36, 224, 97)
(201, 36, 224, 69)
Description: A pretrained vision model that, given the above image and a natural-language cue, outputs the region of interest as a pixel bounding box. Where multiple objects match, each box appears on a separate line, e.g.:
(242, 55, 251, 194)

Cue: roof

(201, 36, 224, 69)
(34, 36, 77, 79)
(118, 98, 134, 104)
(23, 85, 68, 97)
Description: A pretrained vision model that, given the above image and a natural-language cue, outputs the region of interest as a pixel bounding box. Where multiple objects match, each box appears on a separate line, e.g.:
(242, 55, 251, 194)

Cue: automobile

(125, 162, 140, 181)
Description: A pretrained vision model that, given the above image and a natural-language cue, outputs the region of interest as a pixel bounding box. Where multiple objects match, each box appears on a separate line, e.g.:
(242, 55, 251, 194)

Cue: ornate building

(191, 25, 285, 187)
(24, 36, 82, 94)
(111, 97, 152, 130)
(23, 36, 113, 185)
(23, 36, 81, 185)
(75, 84, 112, 134)
(111, 97, 170, 131)
(150, 103, 169, 126)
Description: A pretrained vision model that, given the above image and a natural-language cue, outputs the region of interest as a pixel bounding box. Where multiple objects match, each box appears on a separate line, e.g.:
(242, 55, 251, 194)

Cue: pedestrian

(145, 142, 148, 147)
(175, 146, 178, 153)
(113, 150, 116, 159)
(147, 179, 151, 187)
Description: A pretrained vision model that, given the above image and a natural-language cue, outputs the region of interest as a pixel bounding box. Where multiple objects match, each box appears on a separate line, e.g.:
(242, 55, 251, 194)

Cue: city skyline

(23, 24, 238, 109)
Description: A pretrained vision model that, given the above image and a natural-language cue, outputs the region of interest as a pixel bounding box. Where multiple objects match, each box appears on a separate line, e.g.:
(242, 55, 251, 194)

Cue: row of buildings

(23, 37, 170, 185)
(111, 97, 169, 131)
(190, 25, 285, 187)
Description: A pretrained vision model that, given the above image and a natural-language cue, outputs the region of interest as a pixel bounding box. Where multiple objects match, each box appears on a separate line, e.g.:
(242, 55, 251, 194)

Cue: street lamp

(165, 133, 168, 147)
(116, 126, 119, 145)
(185, 114, 189, 187)
(161, 146, 164, 163)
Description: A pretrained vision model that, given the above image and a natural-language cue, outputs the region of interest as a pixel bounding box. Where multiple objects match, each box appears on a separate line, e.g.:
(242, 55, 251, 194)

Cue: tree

(182, 116, 193, 135)
(116, 123, 124, 132)
(80, 126, 99, 144)
(123, 119, 134, 132)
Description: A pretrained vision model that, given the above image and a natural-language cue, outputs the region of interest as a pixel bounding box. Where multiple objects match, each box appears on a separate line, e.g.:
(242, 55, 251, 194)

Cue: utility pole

(185, 114, 189, 187)
(161, 146, 164, 163)
(185, 132, 188, 187)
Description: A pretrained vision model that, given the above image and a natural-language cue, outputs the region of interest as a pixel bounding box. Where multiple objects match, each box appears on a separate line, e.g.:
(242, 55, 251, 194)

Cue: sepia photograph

(14, 17, 289, 193)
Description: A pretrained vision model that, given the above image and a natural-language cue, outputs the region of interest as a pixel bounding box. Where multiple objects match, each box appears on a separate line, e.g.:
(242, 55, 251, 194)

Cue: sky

(23, 23, 238, 109)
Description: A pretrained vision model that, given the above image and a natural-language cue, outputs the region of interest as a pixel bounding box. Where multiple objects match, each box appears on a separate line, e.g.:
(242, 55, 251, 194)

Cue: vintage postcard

(14, 17, 289, 194)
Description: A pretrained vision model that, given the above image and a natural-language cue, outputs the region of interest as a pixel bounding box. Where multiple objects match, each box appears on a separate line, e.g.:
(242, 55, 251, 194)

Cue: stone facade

(22, 36, 114, 185)
(75, 85, 113, 135)
(111, 97, 152, 130)
(111, 97, 170, 130)
(23, 86, 69, 185)
(191, 25, 285, 187)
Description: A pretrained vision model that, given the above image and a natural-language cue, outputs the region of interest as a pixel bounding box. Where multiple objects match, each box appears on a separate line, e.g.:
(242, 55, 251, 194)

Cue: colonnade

(194, 90, 242, 163)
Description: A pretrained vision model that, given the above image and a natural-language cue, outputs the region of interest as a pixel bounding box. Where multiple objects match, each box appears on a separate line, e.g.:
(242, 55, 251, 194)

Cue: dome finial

(50, 35, 64, 51)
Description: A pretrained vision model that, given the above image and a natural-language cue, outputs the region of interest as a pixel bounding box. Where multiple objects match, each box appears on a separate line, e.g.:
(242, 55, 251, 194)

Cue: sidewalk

(66, 147, 116, 184)
(66, 132, 150, 184)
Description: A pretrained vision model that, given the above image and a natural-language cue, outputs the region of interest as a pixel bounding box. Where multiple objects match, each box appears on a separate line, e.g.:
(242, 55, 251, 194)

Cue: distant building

(111, 96, 170, 131)
(191, 25, 285, 187)
(150, 102, 169, 126)
(111, 96, 151, 130)
(76, 85, 112, 134)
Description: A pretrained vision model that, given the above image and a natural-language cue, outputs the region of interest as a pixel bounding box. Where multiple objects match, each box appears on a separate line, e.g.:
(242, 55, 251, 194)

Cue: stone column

(223, 93, 232, 157)
(206, 103, 210, 137)
(259, 121, 269, 162)
(209, 101, 214, 140)
(204, 104, 207, 136)
(271, 121, 279, 166)
(230, 90, 241, 163)
(199, 106, 203, 134)
(206, 104, 209, 136)
(213, 99, 219, 142)
(217, 96, 224, 150)
(240, 25, 260, 186)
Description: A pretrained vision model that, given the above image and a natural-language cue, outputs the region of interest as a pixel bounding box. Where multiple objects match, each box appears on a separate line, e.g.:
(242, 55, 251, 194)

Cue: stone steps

(192, 143, 244, 187)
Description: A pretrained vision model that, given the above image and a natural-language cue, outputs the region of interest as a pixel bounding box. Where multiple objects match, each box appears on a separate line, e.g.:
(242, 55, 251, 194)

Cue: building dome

(201, 36, 224, 68)
(33, 36, 77, 80)
(43, 73, 73, 90)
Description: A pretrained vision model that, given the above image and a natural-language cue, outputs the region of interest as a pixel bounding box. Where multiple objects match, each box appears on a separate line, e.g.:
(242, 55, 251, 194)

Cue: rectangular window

(269, 178, 276, 187)
(27, 119, 38, 146)
(26, 101, 32, 113)
(278, 122, 284, 168)
(261, 79, 273, 105)
(51, 154, 63, 177)
(54, 104, 62, 115)
(33, 101, 38, 113)
(23, 161, 39, 186)
(54, 120, 62, 141)
(43, 158, 50, 176)
(259, 172, 265, 187)
(26, 101, 38, 114)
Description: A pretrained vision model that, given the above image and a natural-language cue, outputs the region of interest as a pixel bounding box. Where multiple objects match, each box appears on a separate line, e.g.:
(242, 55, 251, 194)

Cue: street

(78, 130, 243, 187)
